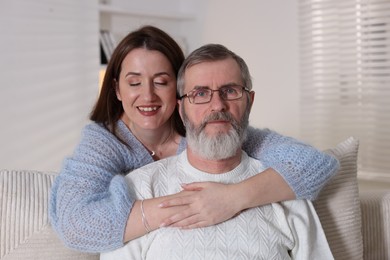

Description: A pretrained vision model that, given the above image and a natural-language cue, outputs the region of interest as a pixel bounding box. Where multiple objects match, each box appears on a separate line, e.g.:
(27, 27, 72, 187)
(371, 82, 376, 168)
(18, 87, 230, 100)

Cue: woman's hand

(159, 182, 243, 229)
(158, 168, 295, 229)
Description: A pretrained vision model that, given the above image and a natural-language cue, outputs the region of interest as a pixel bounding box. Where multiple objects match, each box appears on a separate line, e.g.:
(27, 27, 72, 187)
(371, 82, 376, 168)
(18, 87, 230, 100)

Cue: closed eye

(154, 81, 168, 86)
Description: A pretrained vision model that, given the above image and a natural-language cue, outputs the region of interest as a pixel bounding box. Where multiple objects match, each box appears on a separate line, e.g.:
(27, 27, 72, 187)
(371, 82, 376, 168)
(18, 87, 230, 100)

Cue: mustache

(199, 112, 239, 132)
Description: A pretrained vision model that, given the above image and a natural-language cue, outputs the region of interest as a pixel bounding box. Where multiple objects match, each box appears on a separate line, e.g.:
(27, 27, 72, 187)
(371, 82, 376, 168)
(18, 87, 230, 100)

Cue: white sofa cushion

(0, 169, 98, 260)
(314, 137, 363, 260)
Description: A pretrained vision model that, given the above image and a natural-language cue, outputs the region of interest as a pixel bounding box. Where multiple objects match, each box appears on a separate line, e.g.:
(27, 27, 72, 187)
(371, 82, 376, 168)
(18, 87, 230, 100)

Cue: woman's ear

(114, 79, 122, 101)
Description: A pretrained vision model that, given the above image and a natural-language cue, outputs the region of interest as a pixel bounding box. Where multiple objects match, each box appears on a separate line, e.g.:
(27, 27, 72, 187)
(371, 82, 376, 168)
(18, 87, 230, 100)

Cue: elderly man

(101, 44, 334, 259)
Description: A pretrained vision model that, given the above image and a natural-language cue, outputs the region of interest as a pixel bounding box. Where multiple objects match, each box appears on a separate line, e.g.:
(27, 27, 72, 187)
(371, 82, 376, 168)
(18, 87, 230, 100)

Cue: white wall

(0, 0, 99, 172)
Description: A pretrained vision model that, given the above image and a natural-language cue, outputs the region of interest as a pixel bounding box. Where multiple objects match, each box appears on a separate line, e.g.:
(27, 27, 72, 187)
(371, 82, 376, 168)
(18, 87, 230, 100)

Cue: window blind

(0, 0, 99, 172)
(299, 0, 390, 180)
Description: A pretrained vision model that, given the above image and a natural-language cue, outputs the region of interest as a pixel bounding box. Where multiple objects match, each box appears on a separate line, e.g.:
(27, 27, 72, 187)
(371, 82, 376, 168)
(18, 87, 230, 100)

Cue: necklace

(146, 128, 176, 159)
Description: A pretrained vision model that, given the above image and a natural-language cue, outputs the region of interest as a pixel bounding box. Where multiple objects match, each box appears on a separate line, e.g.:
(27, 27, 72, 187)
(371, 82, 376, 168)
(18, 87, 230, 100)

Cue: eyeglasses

(179, 85, 250, 104)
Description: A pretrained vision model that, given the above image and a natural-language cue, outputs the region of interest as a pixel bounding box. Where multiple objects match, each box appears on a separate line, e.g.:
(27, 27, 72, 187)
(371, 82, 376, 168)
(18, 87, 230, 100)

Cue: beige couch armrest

(0, 169, 98, 260)
(360, 190, 390, 260)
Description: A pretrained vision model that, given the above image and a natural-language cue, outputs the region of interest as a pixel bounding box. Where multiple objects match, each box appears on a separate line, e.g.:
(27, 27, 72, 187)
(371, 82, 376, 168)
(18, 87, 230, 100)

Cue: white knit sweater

(101, 151, 334, 260)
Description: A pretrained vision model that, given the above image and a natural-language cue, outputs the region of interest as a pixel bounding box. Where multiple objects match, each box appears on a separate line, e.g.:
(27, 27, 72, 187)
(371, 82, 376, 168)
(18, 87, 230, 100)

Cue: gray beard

(184, 111, 248, 160)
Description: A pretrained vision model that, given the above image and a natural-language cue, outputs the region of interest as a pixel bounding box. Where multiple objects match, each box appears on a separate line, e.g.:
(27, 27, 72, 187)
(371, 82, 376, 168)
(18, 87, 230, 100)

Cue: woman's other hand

(159, 182, 242, 229)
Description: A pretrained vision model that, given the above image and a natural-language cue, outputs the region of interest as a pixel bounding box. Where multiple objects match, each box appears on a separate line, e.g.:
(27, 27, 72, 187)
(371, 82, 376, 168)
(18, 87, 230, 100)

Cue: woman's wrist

(124, 194, 190, 242)
(140, 200, 152, 233)
(231, 178, 259, 212)
(123, 198, 166, 242)
(139, 197, 177, 231)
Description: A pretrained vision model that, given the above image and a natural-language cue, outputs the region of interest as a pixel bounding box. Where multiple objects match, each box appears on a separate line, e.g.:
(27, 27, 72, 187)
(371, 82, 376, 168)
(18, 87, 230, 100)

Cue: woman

(49, 25, 339, 253)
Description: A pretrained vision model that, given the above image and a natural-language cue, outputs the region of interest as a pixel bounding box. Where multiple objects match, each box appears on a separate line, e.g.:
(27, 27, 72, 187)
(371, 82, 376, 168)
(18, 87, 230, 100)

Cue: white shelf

(98, 4, 195, 21)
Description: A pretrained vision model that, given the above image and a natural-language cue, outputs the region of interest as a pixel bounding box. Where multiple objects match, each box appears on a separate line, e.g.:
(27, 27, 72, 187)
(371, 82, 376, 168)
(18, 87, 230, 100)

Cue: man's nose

(209, 90, 227, 111)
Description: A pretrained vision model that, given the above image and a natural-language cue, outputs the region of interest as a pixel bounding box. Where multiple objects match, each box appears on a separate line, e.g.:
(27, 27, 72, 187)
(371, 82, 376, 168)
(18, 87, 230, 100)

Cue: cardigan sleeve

(49, 123, 152, 253)
(242, 126, 339, 200)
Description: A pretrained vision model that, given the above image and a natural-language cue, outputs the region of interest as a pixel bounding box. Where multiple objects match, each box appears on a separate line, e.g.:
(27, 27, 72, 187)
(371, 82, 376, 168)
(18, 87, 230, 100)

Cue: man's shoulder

(281, 199, 313, 208)
(245, 151, 267, 172)
(277, 199, 318, 219)
(124, 154, 182, 199)
(126, 154, 180, 179)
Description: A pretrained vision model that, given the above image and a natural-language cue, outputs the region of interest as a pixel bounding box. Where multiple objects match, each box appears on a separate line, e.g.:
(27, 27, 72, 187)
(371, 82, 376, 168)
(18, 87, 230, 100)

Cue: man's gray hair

(177, 44, 253, 96)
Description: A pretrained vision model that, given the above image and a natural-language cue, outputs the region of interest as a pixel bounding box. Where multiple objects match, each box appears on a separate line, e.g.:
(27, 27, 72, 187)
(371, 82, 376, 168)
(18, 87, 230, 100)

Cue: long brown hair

(90, 25, 186, 136)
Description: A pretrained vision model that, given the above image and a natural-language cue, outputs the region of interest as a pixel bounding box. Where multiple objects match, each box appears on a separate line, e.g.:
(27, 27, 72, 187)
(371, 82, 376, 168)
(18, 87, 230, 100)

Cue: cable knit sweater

(101, 151, 334, 260)
(49, 120, 339, 253)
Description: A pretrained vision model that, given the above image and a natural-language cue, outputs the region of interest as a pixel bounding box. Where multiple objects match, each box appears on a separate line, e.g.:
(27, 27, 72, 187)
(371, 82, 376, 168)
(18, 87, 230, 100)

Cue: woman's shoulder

(83, 122, 110, 136)
(76, 122, 127, 155)
(81, 122, 124, 144)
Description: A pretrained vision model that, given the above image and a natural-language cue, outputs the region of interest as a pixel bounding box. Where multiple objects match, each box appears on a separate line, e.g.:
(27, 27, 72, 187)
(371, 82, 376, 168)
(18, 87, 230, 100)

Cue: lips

(206, 120, 229, 124)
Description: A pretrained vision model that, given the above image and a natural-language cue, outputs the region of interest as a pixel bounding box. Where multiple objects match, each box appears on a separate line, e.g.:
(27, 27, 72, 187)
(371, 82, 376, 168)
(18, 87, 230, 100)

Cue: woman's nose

(142, 82, 156, 101)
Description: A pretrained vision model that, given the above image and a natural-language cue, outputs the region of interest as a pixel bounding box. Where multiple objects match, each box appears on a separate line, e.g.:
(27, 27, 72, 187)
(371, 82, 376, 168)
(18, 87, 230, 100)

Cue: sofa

(0, 137, 389, 260)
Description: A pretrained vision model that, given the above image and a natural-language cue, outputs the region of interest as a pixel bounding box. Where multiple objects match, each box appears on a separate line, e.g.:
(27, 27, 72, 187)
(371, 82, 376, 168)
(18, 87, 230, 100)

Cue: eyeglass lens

(190, 85, 244, 104)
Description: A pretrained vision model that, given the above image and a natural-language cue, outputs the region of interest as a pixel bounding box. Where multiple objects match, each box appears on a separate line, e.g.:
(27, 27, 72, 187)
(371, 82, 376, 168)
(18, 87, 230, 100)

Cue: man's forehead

(184, 59, 241, 86)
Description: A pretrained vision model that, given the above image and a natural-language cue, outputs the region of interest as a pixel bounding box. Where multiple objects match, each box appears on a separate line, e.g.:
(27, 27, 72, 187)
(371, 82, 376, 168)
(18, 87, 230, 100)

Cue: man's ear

(177, 99, 184, 120)
(248, 91, 255, 111)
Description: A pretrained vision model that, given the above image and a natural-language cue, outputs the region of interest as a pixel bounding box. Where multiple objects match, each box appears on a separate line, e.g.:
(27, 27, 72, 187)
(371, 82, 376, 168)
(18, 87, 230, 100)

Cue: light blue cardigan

(49, 120, 339, 253)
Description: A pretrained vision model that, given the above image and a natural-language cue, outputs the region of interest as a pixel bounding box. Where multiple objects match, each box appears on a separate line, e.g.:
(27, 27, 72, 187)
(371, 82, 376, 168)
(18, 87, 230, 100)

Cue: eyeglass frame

(179, 85, 250, 104)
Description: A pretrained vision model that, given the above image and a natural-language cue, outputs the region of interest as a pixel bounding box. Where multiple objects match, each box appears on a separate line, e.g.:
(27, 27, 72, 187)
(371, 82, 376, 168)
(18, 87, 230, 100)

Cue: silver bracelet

(140, 200, 152, 233)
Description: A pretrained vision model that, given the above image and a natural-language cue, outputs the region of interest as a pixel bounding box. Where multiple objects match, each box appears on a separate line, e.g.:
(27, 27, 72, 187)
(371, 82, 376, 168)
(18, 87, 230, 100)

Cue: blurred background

(0, 0, 389, 190)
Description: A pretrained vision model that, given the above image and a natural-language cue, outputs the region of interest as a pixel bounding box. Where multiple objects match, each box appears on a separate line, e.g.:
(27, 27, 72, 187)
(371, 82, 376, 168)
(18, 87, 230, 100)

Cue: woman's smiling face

(115, 48, 178, 132)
